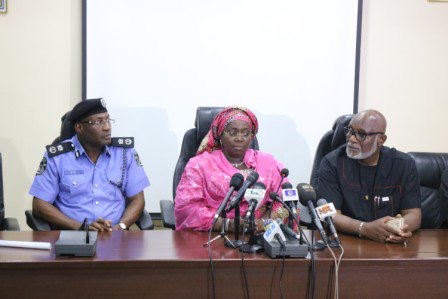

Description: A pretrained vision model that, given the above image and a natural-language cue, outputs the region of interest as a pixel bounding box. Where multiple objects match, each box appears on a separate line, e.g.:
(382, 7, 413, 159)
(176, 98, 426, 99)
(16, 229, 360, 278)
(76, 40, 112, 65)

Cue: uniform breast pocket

(61, 174, 88, 198)
(106, 173, 124, 201)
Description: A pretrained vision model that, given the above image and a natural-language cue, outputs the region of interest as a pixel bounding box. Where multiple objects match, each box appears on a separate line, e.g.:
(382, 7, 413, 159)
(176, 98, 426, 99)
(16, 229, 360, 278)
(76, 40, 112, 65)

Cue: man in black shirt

(317, 110, 421, 243)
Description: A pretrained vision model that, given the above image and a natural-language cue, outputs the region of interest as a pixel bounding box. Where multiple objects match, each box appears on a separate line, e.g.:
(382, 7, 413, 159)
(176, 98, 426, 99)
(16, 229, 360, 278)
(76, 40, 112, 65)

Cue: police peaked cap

(69, 98, 108, 122)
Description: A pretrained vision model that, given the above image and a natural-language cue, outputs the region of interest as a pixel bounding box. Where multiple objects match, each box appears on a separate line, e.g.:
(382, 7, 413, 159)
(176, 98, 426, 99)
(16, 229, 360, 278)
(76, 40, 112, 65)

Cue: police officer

(29, 98, 150, 231)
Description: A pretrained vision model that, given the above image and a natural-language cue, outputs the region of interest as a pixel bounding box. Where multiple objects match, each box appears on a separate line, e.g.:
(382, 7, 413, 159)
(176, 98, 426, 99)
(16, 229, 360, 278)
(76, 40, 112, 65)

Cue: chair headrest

(60, 110, 76, 141)
(331, 114, 353, 150)
(195, 107, 224, 143)
(407, 152, 448, 189)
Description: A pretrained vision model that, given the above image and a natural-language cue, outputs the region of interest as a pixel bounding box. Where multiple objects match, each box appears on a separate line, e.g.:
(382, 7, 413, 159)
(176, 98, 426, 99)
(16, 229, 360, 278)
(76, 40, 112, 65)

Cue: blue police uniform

(29, 135, 150, 225)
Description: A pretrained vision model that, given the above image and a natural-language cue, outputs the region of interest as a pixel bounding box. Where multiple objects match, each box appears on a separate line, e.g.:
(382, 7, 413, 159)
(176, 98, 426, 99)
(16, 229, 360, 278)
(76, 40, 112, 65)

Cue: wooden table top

(1, 229, 447, 268)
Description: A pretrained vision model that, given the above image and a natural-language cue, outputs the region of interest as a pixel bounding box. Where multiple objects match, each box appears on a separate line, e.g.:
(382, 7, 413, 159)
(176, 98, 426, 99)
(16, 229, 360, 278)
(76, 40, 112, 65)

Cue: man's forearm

(33, 197, 81, 230)
(402, 208, 421, 232)
(120, 192, 145, 227)
(333, 212, 362, 236)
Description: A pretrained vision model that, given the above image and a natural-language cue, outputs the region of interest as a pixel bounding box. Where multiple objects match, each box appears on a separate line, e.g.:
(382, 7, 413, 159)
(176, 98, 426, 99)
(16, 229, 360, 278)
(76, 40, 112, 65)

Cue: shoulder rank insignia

(110, 137, 134, 148)
(46, 142, 75, 157)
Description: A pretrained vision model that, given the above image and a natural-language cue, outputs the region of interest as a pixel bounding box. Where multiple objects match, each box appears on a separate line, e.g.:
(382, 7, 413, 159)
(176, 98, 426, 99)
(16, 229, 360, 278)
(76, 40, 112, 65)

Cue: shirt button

(94, 184, 98, 188)
(72, 181, 77, 186)
(95, 201, 99, 205)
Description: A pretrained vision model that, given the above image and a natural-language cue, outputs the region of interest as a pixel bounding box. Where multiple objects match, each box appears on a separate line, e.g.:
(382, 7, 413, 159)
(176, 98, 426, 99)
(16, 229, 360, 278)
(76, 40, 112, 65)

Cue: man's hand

(363, 216, 411, 243)
(89, 217, 113, 232)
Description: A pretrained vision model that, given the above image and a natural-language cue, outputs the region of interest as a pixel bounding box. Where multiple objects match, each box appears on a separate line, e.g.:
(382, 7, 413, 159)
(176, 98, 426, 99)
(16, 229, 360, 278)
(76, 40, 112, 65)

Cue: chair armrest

(160, 199, 175, 230)
(2, 218, 20, 231)
(135, 209, 154, 230)
(25, 210, 51, 231)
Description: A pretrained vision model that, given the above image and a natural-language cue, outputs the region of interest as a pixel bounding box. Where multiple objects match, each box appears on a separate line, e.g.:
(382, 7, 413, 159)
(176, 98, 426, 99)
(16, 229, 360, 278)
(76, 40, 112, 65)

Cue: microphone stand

(240, 212, 263, 253)
(306, 221, 339, 250)
(226, 205, 246, 248)
(307, 222, 325, 251)
(288, 213, 295, 230)
(203, 210, 236, 248)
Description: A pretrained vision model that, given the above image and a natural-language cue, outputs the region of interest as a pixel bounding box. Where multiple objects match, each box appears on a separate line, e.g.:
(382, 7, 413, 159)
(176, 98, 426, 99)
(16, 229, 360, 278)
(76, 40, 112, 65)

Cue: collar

(216, 148, 257, 169)
(340, 145, 395, 182)
(243, 149, 257, 169)
(72, 135, 110, 157)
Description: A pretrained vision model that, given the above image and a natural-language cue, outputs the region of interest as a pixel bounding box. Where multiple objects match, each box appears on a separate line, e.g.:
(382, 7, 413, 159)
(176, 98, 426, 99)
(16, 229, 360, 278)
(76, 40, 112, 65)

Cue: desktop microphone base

(312, 239, 340, 251)
(263, 236, 309, 258)
(55, 231, 98, 257)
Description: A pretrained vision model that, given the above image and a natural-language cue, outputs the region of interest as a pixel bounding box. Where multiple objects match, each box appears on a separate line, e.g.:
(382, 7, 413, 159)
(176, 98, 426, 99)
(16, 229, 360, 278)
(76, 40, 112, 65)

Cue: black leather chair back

(172, 107, 259, 199)
(0, 153, 20, 231)
(60, 111, 76, 141)
(0, 153, 4, 224)
(408, 152, 448, 228)
(310, 114, 353, 188)
(52, 110, 75, 144)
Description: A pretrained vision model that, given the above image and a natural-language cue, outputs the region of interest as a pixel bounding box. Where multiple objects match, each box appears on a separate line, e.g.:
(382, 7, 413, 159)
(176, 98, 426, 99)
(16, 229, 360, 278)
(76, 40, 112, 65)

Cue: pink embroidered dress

(175, 149, 287, 231)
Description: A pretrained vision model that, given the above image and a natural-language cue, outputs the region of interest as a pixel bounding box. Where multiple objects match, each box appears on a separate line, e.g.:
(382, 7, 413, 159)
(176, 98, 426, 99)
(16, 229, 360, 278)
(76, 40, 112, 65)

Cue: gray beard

(346, 136, 378, 160)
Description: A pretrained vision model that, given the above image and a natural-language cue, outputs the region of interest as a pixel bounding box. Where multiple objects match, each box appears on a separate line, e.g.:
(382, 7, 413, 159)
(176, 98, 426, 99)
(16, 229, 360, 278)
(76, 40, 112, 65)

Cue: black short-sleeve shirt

(317, 145, 421, 222)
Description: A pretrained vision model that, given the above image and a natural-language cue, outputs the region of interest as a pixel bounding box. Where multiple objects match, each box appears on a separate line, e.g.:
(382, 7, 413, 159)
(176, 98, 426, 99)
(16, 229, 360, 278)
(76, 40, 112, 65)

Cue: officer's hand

(89, 217, 113, 232)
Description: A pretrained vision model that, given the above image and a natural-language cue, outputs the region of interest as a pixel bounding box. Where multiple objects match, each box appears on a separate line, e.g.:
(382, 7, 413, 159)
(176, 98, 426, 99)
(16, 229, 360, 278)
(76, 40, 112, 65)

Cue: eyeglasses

(80, 118, 115, 127)
(223, 130, 253, 139)
(343, 126, 384, 142)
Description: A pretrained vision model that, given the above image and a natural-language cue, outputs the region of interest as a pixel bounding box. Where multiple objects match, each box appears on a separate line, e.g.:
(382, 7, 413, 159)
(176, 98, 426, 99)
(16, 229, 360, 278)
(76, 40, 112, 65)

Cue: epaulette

(110, 137, 134, 148)
(46, 142, 75, 157)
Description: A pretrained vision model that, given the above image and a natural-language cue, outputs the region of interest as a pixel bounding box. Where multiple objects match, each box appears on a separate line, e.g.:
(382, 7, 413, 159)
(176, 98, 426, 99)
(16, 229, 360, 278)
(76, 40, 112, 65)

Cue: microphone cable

(239, 220, 250, 299)
(279, 239, 286, 299)
(325, 241, 344, 299)
(269, 191, 316, 299)
(206, 225, 217, 299)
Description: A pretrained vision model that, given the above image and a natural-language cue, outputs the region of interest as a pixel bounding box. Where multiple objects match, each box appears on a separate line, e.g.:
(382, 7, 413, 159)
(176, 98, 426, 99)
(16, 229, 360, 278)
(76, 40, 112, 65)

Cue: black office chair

(310, 114, 353, 189)
(159, 107, 259, 229)
(25, 110, 154, 230)
(0, 153, 20, 231)
(407, 152, 448, 228)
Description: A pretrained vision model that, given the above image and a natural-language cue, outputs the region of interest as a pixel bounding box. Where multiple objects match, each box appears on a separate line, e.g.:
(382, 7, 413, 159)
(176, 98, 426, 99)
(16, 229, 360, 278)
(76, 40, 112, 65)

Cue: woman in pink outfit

(174, 106, 291, 232)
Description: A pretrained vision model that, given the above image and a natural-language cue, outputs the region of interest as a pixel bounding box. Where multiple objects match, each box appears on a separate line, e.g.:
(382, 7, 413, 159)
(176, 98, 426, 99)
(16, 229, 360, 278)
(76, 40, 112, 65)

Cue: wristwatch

(118, 222, 127, 230)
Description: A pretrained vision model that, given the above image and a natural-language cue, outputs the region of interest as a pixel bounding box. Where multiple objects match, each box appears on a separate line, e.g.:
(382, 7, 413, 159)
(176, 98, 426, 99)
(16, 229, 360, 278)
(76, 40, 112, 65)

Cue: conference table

(0, 229, 447, 299)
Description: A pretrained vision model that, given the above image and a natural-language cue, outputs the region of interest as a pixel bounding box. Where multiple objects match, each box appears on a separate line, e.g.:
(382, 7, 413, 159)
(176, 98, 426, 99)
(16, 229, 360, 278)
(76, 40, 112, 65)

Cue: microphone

(225, 171, 259, 213)
(297, 183, 329, 245)
(316, 199, 340, 245)
(275, 168, 289, 193)
(244, 182, 266, 221)
(275, 218, 300, 240)
(281, 182, 298, 215)
(269, 191, 282, 203)
(263, 219, 286, 250)
(269, 191, 301, 228)
(297, 200, 313, 224)
(213, 173, 244, 222)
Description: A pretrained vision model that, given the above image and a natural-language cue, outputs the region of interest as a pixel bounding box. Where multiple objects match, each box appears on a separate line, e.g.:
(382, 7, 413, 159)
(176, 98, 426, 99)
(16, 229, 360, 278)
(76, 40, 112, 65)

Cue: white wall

(86, 0, 360, 212)
(0, 0, 447, 230)
(0, 0, 81, 229)
(359, 0, 448, 152)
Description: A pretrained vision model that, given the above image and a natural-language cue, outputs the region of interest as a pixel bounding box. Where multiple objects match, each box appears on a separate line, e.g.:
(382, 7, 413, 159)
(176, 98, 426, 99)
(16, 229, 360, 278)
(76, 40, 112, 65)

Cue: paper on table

(0, 240, 52, 250)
